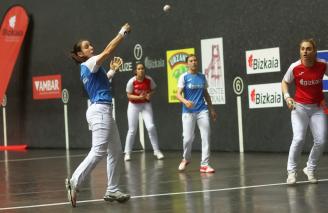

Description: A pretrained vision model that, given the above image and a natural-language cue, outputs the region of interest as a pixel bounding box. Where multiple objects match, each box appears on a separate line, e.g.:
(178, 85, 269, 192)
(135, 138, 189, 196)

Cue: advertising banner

(317, 50, 328, 92)
(248, 82, 283, 109)
(32, 74, 62, 100)
(166, 48, 195, 103)
(0, 6, 29, 102)
(246, 47, 280, 74)
(201, 37, 226, 104)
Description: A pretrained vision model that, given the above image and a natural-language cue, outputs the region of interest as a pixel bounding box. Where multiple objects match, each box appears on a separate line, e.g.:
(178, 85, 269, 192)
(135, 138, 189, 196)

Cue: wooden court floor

(1, 149, 328, 213)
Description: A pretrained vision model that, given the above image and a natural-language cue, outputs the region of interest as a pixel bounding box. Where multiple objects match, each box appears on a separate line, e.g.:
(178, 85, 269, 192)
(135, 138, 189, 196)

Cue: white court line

(0, 154, 86, 163)
(1, 179, 328, 211)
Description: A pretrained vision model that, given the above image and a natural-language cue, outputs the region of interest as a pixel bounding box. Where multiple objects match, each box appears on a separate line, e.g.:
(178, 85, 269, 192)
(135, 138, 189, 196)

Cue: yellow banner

(166, 48, 195, 103)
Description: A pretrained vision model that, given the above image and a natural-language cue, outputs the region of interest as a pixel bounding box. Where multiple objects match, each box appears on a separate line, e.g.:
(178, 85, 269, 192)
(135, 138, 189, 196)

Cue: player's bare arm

(281, 79, 295, 110)
(204, 89, 217, 122)
(176, 87, 193, 108)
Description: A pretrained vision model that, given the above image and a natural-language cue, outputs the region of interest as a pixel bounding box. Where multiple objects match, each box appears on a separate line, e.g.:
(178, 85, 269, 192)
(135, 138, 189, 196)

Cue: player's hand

(286, 97, 296, 110)
(145, 93, 152, 101)
(138, 91, 147, 100)
(119, 23, 131, 36)
(184, 100, 194, 108)
(110, 57, 123, 72)
(210, 109, 217, 122)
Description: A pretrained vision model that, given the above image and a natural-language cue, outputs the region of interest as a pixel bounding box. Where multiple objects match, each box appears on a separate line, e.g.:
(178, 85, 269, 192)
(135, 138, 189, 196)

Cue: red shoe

(178, 159, 190, 171)
(200, 165, 215, 173)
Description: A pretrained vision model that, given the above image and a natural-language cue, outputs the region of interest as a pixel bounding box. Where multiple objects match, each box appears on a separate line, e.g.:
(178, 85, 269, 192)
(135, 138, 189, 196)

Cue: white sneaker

(154, 151, 164, 160)
(303, 167, 318, 184)
(124, 153, 131, 161)
(286, 171, 297, 185)
(65, 178, 77, 207)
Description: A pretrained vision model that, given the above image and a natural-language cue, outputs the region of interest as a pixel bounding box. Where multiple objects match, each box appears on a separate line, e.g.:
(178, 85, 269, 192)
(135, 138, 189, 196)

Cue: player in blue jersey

(176, 54, 217, 173)
(66, 23, 131, 207)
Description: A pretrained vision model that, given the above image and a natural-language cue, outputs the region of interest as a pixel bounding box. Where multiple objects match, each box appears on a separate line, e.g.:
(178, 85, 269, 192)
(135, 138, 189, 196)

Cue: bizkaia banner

(32, 75, 62, 100)
(245, 47, 280, 74)
(248, 83, 283, 109)
(0, 6, 29, 102)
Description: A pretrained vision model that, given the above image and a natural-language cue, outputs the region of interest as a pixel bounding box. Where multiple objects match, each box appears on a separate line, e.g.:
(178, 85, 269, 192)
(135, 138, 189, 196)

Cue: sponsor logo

(246, 47, 280, 74)
(34, 80, 60, 92)
(248, 83, 282, 108)
(119, 62, 133, 72)
(144, 56, 165, 69)
(2, 15, 24, 37)
(168, 52, 189, 69)
(9, 16, 16, 29)
(248, 54, 253, 68)
(299, 79, 321, 86)
(134, 44, 143, 61)
(250, 89, 281, 104)
(187, 83, 203, 89)
(32, 74, 62, 100)
(248, 56, 279, 70)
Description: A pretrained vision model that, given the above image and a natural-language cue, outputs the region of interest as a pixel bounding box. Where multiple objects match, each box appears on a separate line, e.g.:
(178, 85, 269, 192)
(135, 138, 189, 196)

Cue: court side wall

(0, 0, 328, 152)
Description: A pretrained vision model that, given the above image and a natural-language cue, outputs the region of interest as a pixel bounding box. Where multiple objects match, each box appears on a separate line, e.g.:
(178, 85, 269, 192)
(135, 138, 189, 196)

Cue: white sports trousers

(287, 102, 327, 172)
(70, 103, 122, 192)
(124, 102, 160, 153)
(182, 110, 210, 165)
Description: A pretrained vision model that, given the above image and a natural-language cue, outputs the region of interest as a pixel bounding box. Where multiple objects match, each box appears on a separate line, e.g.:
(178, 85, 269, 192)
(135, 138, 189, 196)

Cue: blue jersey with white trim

(178, 72, 208, 113)
(80, 58, 112, 103)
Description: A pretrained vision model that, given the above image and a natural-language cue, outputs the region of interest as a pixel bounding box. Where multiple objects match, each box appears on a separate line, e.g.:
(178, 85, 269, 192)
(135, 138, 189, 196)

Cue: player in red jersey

(123, 63, 164, 161)
(282, 38, 328, 185)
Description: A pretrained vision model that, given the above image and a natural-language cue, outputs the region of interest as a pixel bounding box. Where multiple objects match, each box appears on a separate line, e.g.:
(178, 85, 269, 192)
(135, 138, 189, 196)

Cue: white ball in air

(163, 4, 171, 12)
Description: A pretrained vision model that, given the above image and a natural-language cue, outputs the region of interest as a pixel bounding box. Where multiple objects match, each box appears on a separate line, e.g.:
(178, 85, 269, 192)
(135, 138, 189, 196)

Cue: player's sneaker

(103, 191, 130, 203)
(303, 167, 318, 184)
(200, 165, 215, 173)
(178, 159, 189, 171)
(65, 178, 77, 207)
(124, 153, 131, 161)
(154, 150, 164, 160)
(286, 171, 297, 185)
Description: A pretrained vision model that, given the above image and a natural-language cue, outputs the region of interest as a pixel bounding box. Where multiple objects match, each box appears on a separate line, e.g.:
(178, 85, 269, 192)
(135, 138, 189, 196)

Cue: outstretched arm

(96, 23, 131, 66)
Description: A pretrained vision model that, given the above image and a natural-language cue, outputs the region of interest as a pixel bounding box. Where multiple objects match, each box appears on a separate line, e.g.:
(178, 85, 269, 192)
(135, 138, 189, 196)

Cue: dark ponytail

(71, 40, 88, 64)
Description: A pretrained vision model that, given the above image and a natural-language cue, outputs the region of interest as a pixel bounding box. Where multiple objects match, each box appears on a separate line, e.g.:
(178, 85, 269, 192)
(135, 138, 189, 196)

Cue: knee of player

(146, 124, 156, 132)
(291, 137, 305, 145)
(127, 129, 137, 135)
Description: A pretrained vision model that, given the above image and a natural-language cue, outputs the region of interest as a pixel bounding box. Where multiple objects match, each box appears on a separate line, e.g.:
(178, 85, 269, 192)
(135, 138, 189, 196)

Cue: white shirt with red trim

(126, 75, 156, 103)
(284, 59, 328, 104)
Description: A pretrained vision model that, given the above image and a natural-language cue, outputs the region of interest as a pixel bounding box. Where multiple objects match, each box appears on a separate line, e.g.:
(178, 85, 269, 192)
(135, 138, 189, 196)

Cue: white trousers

(124, 102, 160, 153)
(182, 110, 211, 165)
(71, 103, 122, 192)
(287, 102, 327, 172)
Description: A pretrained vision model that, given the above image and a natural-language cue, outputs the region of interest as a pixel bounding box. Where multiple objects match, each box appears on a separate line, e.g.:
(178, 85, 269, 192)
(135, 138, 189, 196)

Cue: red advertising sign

(0, 6, 29, 102)
(32, 74, 62, 100)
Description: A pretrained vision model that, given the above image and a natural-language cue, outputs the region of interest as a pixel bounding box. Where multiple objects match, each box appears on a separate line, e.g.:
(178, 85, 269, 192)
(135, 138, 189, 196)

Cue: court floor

(1, 149, 328, 213)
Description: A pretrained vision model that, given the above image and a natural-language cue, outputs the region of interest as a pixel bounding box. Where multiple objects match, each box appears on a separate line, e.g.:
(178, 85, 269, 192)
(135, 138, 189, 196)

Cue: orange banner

(0, 6, 29, 102)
